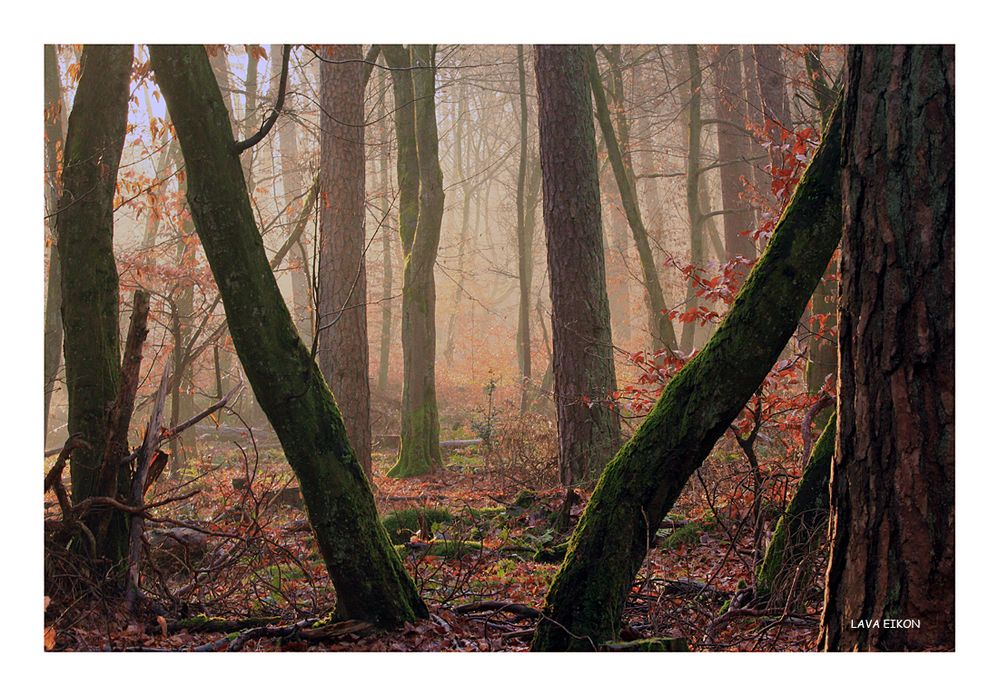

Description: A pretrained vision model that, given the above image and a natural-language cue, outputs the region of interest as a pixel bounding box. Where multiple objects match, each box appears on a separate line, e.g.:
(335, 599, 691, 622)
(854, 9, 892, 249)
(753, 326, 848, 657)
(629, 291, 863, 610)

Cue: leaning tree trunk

(535, 45, 621, 486)
(820, 45, 954, 652)
(384, 44, 445, 478)
(587, 47, 677, 354)
(532, 98, 844, 652)
(756, 412, 835, 601)
(317, 44, 373, 478)
(149, 44, 427, 627)
(57, 44, 133, 563)
(44, 43, 65, 440)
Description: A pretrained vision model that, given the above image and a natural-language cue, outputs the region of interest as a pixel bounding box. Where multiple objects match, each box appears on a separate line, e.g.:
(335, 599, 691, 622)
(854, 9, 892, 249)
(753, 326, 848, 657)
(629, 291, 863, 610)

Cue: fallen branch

(454, 601, 541, 620)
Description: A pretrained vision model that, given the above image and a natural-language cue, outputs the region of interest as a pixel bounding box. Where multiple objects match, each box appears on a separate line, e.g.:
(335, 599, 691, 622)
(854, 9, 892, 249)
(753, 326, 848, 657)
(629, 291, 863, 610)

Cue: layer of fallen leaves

(44, 436, 821, 652)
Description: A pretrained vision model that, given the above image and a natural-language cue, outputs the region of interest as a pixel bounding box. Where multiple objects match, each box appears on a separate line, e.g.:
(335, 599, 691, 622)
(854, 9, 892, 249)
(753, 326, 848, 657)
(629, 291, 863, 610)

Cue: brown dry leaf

(43, 596, 51, 612)
(44, 625, 56, 651)
(157, 615, 168, 638)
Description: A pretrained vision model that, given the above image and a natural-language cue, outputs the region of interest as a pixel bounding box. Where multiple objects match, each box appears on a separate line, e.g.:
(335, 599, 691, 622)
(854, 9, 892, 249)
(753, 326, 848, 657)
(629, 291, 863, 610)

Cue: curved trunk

(382, 45, 445, 478)
(532, 99, 843, 651)
(149, 44, 427, 627)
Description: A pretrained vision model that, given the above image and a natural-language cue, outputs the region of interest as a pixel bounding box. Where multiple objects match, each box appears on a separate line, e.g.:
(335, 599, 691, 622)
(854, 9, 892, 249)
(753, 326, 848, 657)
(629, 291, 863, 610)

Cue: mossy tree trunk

(317, 44, 373, 478)
(587, 47, 677, 354)
(149, 44, 427, 627)
(534, 45, 621, 486)
(383, 44, 445, 478)
(531, 99, 844, 651)
(756, 412, 835, 600)
(44, 43, 65, 440)
(57, 44, 133, 563)
(820, 45, 954, 652)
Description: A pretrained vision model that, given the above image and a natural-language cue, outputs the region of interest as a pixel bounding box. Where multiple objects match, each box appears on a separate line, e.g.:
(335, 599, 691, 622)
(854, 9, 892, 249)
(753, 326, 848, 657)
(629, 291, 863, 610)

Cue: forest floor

(44, 435, 824, 652)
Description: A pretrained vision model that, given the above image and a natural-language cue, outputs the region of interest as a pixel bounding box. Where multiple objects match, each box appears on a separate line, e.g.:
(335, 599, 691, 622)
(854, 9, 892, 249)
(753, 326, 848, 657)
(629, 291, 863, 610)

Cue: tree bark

(149, 44, 427, 627)
(57, 44, 133, 562)
(532, 98, 843, 651)
(534, 45, 621, 486)
(820, 45, 954, 652)
(318, 44, 373, 478)
(383, 45, 445, 478)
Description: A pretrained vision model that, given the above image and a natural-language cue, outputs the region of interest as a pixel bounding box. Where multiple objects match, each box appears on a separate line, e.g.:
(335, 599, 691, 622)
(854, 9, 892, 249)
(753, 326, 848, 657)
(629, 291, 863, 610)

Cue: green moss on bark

(532, 99, 844, 651)
(57, 44, 133, 565)
(150, 45, 426, 628)
(756, 414, 835, 598)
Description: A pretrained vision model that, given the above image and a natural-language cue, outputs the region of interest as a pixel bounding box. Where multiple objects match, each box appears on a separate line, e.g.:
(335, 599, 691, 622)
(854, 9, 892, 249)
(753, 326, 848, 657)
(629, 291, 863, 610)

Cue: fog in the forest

(44, 44, 842, 446)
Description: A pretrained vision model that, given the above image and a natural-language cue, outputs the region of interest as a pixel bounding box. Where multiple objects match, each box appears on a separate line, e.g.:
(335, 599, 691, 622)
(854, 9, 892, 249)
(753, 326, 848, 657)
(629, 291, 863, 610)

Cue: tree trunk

(756, 412, 835, 600)
(383, 45, 445, 478)
(713, 45, 757, 272)
(753, 45, 791, 176)
(270, 51, 313, 344)
(318, 44, 373, 478)
(44, 44, 65, 440)
(531, 98, 843, 651)
(587, 47, 677, 354)
(678, 45, 706, 355)
(149, 44, 427, 627)
(376, 69, 394, 394)
(515, 45, 535, 413)
(57, 44, 133, 563)
(820, 45, 954, 652)
(534, 45, 621, 487)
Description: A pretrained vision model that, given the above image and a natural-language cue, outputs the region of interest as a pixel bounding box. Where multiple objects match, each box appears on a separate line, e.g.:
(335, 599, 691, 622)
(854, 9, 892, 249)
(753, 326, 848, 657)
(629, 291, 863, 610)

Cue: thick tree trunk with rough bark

(57, 44, 133, 562)
(44, 44, 65, 440)
(532, 100, 843, 651)
(383, 44, 445, 478)
(534, 45, 621, 486)
(149, 44, 427, 627)
(318, 44, 373, 478)
(821, 45, 954, 652)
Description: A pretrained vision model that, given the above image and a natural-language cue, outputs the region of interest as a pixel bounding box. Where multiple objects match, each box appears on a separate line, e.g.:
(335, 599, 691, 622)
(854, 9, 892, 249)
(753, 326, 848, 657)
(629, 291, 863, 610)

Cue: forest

(38, 40, 955, 658)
